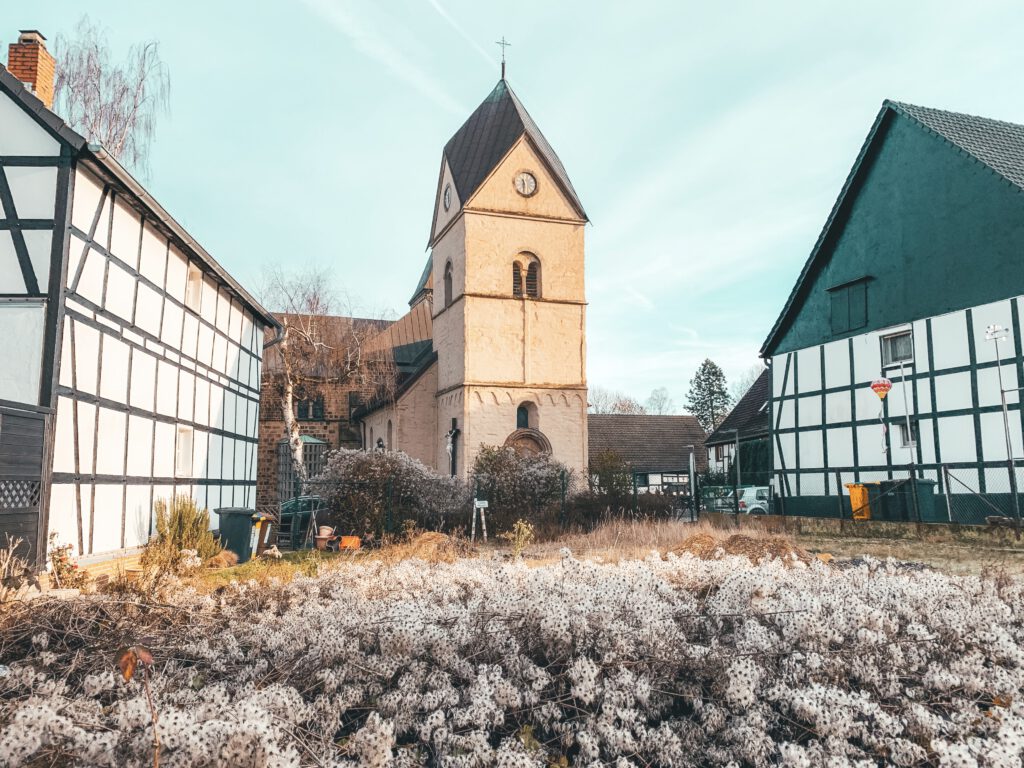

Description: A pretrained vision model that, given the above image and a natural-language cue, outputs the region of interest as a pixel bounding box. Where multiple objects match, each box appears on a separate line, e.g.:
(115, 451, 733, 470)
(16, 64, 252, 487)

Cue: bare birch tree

(54, 16, 171, 177)
(262, 267, 396, 489)
(589, 386, 648, 415)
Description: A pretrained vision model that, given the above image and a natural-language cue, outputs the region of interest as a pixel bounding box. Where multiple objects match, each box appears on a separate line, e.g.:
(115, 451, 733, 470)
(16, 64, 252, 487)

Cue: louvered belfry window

(525, 261, 540, 298)
(512, 263, 523, 297)
(443, 262, 453, 307)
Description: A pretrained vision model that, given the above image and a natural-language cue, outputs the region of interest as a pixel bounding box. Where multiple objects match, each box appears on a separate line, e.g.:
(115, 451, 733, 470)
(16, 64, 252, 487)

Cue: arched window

(443, 262, 453, 308)
(512, 262, 523, 297)
(516, 404, 529, 429)
(386, 420, 393, 451)
(525, 260, 540, 298)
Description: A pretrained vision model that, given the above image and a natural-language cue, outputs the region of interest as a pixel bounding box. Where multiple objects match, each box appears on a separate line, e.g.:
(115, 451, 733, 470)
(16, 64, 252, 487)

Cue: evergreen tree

(686, 359, 732, 433)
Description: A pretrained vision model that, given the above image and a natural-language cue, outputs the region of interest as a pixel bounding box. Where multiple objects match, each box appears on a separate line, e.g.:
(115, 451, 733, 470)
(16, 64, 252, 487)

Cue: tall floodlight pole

(985, 324, 1021, 534)
(899, 360, 916, 473)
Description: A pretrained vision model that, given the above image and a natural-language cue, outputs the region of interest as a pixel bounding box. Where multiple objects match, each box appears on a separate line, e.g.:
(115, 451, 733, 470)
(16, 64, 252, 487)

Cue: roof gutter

(83, 143, 281, 331)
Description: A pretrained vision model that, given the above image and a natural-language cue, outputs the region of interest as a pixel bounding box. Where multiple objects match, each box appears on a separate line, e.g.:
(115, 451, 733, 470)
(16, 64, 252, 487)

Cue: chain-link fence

(940, 461, 1023, 529)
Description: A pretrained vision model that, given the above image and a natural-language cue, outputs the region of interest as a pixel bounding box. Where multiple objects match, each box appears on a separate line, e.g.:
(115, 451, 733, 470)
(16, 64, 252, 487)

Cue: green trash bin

(876, 479, 938, 522)
(216, 508, 258, 563)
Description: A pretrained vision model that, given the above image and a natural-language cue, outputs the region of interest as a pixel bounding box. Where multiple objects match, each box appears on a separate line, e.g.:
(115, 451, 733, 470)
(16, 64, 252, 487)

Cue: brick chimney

(7, 30, 55, 109)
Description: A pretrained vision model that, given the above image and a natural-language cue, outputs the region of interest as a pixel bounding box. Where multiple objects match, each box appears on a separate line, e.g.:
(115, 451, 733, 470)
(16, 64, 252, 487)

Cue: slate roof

(0, 65, 279, 328)
(889, 101, 1024, 191)
(431, 79, 586, 245)
(705, 369, 770, 447)
(588, 415, 707, 473)
(761, 99, 1024, 356)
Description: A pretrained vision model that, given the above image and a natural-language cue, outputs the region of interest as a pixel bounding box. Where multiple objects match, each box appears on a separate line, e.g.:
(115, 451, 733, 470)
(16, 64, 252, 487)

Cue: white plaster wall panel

(92, 484, 124, 553)
(95, 408, 127, 475)
(151, 485, 173, 514)
(181, 314, 199, 359)
(240, 313, 255, 353)
(109, 199, 141, 268)
(99, 337, 129, 403)
(66, 233, 89, 288)
(858, 471, 889, 483)
(73, 321, 100, 395)
(0, 233, 28, 293)
(206, 433, 223, 479)
(980, 411, 1022, 461)
(911, 320, 930, 372)
(124, 485, 152, 548)
(75, 249, 105, 305)
(5, 165, 57, 219)
(155, 360, 178, 417)
(800, 430, 824, 469)
(104, 262, 135, 322)
(884, 376, 917, 418)
(916, 380, 932, 415)
(0, 302, 44, 403)
(200, 277, 218, 319)
(796, 346, 822, 393)
(166, 248, 188, 301)
(92, 193, 112, 250)
(152, 422, 175, 477)
(0, 93, 60, 155)
(133, 282, 161, 337)
(197, 323, 214, 367)
(972, 300, 1015, 364)
(801, 473, 826, 495)
(222, 391, 237, 434)
(226, 345, 242, 385)
(126, 416, 154, 477)
(71, 170, 103, 231)
(826, 426, 855, 467)
(139, 224, 167, 285)
(52, 397, 76, 473)
(234, 395, 247, 436)
(977, 366, 1018, 408)
(856, 424, 886, 467)
(213, 334, 228, 374)
(854, 385, 882, 423)
(822, 340, 850, 389)
(76, 401, 96, 473)
(930, 310, 969, 371)
(247, 401, 259, 439)
(178, 370, 195, 421)
(798, 395, 822, 428)
(937, 416, 977, 463)
(215, 288, 230, 334)
(210, 384, 226, 431)
(933, 372, 973, 412)
(129, 350, 156, 412)
(772, 354, 790, 397)
(776, 432, 795, 470)
(192, 429, 209, 480)
(228, 302, 242, 340)
(23, 229, 52, 286)
(160, 301, 183, 348)
(776, 399, 795, 430)
(825, 391, 851, 424)
(233, 439, 247, 480)
(47, 484, 78, 553)
(852, 332, 882, 383)
(219, 440, 233, 482)
(194, 379, 210, 427)
(917, 419, 937, 464)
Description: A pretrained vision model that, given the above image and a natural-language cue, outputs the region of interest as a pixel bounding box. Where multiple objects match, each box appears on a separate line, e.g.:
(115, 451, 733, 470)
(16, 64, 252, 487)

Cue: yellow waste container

(845, 483, 871, 520)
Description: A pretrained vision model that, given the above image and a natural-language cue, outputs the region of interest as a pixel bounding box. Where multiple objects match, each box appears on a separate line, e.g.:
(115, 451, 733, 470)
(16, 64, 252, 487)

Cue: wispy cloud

(425, 0, 494, 66)
(298, 0, 466, 116)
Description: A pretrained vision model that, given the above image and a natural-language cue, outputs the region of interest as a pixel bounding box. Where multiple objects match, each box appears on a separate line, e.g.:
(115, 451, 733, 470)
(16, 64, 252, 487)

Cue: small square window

(881, 331, 913, 367)
(898, 422, 917, 449)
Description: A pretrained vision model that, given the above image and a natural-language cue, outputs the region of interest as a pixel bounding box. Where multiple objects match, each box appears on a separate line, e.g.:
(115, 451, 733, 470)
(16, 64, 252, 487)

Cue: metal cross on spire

(496, 36, 511, 79)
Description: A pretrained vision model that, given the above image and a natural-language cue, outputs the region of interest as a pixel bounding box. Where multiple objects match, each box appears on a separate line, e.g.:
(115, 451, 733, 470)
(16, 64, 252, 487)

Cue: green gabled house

(761, 100, 1024, 519)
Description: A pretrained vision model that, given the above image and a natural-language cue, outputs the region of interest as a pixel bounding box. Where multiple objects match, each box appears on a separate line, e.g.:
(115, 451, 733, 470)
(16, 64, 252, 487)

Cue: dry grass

(372, 532, 477, 565)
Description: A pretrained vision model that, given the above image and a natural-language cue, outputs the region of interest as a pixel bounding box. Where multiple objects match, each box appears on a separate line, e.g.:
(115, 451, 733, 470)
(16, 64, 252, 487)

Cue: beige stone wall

(395, 364, 439, 468)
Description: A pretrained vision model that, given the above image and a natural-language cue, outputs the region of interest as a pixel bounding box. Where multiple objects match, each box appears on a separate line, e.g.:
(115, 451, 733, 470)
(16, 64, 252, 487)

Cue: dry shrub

(0, 536, 33, 603)
(376, 532, 475, 565)
(140, 497, 222, 578)
(674, 529, 810, 564)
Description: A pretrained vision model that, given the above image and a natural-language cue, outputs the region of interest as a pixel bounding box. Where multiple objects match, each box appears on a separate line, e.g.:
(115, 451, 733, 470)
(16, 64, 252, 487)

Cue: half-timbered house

(1, 33, 277, 563)
(762, 100, 1024, 518)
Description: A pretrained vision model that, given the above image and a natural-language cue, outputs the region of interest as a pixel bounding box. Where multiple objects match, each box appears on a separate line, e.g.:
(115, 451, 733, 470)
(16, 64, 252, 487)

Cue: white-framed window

(881, 330, 913, 367)
(184, 263, 203, 312)
(175, 425, 194, 476)
(898, 422, 916, 449)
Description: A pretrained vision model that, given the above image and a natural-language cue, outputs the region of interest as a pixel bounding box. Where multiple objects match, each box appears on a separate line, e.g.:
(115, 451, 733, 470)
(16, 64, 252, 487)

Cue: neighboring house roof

(761, 99, 1024, 356)
(429, 79, 587, 245)
(409, 255, 433, 306)
(0, 65, 279, 329)
(587, 414, 707, 473)
(705, 370, 770, 447)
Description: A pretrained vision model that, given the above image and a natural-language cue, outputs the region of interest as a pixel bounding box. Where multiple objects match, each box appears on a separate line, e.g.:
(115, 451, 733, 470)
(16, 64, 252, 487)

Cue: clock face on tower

(443, 184, 452, 211)
(514, 171, 537, 197)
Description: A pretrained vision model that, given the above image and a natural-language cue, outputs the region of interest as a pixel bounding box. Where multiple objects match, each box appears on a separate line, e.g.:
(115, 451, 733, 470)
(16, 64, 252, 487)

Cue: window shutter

(849, 282, 867, 330)
(526, 262, 539, 298)
(512, 264, 523, 297)
(830, 289, 850, 334)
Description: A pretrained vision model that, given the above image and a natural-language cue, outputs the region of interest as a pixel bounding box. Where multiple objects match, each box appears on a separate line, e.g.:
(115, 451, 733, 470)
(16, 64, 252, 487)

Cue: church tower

(428, 79, 589, 477)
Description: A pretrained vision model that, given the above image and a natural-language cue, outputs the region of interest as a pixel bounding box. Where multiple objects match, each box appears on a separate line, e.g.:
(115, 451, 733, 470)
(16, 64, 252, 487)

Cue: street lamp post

(985, 324, 1021, 535)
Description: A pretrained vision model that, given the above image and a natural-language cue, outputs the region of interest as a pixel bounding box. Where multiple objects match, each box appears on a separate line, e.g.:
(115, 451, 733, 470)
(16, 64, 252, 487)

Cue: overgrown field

(1, 548, 1023, 767)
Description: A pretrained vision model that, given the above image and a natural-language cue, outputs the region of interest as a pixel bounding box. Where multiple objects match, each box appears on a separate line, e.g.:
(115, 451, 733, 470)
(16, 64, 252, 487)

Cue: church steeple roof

(441, 79, 587, 221)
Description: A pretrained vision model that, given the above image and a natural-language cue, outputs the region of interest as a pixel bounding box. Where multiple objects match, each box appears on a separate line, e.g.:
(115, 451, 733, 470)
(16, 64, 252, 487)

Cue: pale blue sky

(15, 1, 1024, 410)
